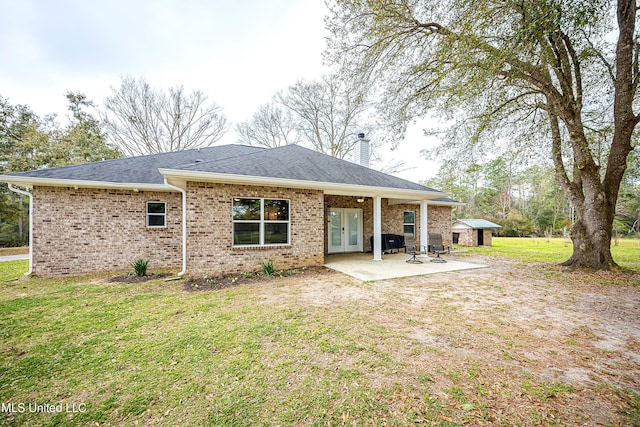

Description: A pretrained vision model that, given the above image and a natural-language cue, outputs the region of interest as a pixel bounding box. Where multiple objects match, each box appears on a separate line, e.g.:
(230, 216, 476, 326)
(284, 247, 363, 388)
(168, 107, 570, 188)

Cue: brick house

(452, 219, 501, 247)
(2, 144, 460, 277)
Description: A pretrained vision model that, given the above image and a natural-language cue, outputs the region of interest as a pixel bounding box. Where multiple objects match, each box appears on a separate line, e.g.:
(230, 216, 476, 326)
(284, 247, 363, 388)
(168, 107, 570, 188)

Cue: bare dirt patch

(182, 266, 333, 292)
(108, 272, 172, 283)
(257, 255, 640, 425)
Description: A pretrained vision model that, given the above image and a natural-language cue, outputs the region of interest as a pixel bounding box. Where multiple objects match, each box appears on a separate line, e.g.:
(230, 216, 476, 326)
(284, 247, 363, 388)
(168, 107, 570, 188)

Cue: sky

(0, 0, 439, 181)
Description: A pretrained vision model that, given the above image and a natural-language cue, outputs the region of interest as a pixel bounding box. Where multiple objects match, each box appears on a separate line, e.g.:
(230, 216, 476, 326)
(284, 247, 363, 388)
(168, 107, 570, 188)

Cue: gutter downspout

(164, 178, 187, 276)
(8, 184, 33, 276)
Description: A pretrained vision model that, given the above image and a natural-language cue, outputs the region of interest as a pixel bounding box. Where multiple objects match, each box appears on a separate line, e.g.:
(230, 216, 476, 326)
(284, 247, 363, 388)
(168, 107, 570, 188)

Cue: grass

(1, 238, 639, 425)
(459, 237, 640, 270)
(0, 273, 426, 426)
(0, 260, 28, 281)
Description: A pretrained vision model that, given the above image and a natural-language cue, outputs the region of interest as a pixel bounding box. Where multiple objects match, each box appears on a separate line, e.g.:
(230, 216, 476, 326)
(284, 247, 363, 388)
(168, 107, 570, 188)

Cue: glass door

(328, 209, 344, 253)
(344, 209, 363, 252)
(328, 208, 363, 253)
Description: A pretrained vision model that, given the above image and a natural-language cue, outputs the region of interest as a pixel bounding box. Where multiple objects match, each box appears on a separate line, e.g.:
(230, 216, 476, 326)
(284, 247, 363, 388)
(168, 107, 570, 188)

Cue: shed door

(477, 229, 484, 246)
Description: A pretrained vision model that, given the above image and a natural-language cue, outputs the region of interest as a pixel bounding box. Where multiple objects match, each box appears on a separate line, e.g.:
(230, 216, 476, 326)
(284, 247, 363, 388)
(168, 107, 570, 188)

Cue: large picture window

(147, 202, 166, 228)
(233, 198, 290, 246)
(403, 211, 415, 237)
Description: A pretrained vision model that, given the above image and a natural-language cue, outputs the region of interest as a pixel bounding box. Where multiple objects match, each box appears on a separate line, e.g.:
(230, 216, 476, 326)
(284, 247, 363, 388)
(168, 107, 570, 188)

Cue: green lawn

(459, 237, 640, 270)
(1, 243, 639, 425)
(0, 260, 29, 281)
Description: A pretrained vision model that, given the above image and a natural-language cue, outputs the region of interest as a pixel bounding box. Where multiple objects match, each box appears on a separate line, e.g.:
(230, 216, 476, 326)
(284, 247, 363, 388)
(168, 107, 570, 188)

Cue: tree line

(425, 153, 640, 239)
(0, 93, 121, 246)
(0, 73, 396, 246)
(2, 0, 639, 270)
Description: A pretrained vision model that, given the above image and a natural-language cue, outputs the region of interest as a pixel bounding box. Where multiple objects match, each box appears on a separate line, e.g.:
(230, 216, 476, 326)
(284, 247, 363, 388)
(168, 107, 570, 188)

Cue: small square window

(147, 202, 166, 228)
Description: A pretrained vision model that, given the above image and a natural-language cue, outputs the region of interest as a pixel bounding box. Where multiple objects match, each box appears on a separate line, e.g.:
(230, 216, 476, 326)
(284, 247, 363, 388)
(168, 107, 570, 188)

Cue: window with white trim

(232, 198, 290, 246)
(403, 211, 415, 237)
(147, 202, 167, 228)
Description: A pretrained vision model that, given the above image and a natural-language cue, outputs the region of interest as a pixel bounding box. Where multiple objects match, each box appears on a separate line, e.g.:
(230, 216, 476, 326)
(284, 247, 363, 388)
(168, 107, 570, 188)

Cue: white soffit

(159, 169, 446, 200)
(0, 175, 171, 192)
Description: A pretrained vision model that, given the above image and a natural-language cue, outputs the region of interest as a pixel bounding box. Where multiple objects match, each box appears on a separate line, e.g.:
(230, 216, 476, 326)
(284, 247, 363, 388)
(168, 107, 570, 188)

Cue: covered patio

(324, 252, 487, 281)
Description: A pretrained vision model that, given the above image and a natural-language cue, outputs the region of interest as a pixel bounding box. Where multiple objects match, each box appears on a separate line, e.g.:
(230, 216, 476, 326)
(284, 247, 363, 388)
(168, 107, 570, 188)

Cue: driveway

(0, 254, 28, 262)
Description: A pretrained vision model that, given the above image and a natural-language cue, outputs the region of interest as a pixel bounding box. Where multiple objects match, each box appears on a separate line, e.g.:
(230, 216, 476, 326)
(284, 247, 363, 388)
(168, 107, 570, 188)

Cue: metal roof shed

(452, 219, 501, 246)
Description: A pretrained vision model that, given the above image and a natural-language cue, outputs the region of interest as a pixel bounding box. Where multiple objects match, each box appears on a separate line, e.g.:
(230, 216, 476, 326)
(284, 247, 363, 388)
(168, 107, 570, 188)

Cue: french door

(328, 208, 363, 253)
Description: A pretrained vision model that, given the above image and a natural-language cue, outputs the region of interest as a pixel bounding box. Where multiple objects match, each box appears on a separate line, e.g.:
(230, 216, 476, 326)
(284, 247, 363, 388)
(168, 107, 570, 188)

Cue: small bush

(131, 258, 149, 277)
(261, 260, 275, 277)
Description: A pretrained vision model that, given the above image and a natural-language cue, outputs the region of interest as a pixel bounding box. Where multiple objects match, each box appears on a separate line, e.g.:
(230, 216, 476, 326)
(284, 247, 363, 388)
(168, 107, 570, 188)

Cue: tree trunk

(563, 217, 616, 269)
(548, 109, 620, 269)
(545, 0, 637, 269)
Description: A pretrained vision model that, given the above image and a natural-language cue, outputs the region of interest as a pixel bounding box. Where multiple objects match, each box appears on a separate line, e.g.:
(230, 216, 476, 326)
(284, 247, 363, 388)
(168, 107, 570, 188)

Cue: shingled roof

(2, 143, 447, 198)
(5, 144, 263, 185)
(164, 144, 440, 193)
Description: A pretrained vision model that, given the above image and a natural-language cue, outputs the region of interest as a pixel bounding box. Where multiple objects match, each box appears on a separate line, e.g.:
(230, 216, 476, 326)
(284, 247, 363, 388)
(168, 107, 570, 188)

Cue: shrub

(261, 260, 275, 277)
(131, 258, 149, 277)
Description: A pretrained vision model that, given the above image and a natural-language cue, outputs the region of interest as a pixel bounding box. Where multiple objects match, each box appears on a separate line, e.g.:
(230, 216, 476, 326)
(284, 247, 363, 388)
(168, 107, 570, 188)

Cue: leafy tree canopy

(326, 0, 639, 269)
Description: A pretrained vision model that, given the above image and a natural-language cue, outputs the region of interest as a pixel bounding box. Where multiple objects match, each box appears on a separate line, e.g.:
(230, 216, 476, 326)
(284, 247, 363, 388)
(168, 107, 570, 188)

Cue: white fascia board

(388, 199, 465, 207)
(428, 200, 466, 207)
(387, 199, 421, 205)
(0, 175, 171, 192)
(159, 168, 446, 200)
(452, 223, 472, 229)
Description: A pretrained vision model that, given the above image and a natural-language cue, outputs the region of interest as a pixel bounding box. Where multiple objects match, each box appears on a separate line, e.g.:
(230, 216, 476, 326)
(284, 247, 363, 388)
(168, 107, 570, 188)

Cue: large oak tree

(326, 0, 639, 269)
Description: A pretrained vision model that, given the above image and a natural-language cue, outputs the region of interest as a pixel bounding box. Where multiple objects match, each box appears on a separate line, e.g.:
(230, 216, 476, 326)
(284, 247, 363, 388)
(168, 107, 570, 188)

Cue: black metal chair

(428, 233, 450, 263)
(404, 235, 422, 263)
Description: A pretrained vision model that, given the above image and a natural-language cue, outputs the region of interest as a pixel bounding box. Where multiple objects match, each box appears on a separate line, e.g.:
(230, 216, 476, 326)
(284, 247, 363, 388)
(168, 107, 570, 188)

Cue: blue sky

(0, 0, 438, 180)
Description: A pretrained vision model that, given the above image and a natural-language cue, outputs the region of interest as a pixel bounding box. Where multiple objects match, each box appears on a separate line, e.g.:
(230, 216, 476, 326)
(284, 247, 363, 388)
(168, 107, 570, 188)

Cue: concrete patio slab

(324, 252, 487, 281)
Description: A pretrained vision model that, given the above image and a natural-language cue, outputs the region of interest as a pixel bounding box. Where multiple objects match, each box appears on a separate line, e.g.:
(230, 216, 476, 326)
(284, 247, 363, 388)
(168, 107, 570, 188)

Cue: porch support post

(373, 196, 382, 261)
(420, 200, 428, 253)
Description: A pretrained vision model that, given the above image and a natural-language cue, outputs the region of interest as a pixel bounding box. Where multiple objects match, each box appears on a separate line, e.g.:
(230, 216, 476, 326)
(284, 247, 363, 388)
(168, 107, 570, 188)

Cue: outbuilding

(452, 219, 501, 247)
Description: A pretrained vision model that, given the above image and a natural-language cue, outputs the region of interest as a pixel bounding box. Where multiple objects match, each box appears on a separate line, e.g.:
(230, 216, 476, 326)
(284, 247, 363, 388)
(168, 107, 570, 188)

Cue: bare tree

(276, 74, 372, 159)
(235, 102, 301, 147)
(236, 75, 405, 171)
(103, 76, 229, 156)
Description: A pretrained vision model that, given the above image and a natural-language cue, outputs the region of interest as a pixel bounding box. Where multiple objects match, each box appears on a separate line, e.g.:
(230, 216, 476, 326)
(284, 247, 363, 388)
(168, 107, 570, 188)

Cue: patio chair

(404, 235, 423, 264)
(428, 233, 450, 263)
